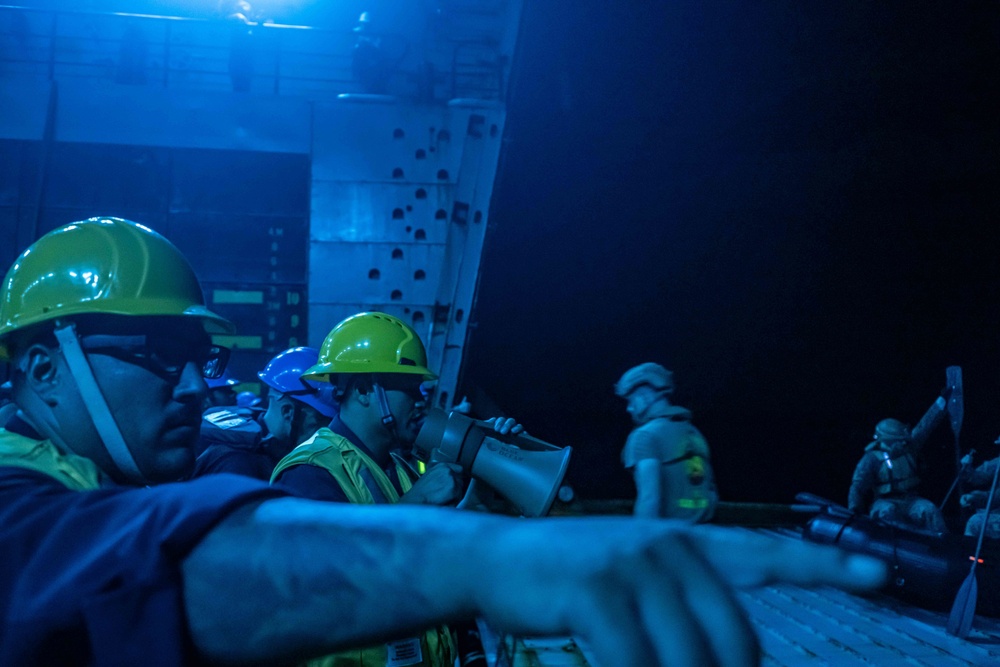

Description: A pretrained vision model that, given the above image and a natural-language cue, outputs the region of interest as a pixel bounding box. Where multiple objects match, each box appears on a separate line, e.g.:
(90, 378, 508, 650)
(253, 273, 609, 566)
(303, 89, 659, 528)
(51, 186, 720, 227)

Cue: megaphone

(414, 408, 572, 518)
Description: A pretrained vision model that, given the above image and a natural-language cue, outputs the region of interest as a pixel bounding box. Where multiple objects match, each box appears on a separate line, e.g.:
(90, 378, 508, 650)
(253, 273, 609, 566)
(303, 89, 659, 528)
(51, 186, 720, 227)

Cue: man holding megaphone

(270, 311, 531, 667)
(271, 311, 522, 507)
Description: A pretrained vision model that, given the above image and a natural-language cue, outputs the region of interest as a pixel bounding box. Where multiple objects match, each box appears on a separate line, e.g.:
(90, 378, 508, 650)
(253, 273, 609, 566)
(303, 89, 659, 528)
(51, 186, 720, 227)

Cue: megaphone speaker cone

(470, 437, 572, 518)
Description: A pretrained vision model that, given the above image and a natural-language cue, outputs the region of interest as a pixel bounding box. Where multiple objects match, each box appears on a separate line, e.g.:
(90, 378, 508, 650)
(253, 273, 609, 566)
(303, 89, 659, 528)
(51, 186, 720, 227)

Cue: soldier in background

(615, 363, 718, 522)
(961, 452, 1000, 539)
(848, 392, 949, 533)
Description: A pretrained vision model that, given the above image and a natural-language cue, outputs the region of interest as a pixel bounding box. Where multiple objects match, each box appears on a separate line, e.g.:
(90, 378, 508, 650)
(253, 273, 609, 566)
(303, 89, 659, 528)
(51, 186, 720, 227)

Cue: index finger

(690, 525, 888, 591)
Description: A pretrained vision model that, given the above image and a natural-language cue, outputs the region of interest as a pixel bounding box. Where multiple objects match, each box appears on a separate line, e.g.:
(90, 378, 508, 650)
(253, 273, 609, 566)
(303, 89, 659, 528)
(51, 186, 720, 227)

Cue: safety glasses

(79, 334, 231, 380)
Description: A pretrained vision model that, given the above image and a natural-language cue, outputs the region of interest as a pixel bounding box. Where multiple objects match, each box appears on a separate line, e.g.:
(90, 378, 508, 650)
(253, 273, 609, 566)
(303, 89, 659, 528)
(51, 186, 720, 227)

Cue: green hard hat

(303, 311, 436, 383)
(0, 217, 233, 359)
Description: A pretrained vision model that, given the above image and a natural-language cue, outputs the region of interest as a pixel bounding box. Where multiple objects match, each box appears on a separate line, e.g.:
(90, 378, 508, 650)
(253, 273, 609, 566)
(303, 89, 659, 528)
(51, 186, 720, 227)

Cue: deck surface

(480, 526, 1000, 666)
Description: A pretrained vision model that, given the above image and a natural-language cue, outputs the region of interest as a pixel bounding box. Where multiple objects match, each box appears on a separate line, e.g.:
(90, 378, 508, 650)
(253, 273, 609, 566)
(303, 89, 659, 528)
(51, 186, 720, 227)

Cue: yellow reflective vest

(271, 428, 455, 667)
(0, 428, 103, 491)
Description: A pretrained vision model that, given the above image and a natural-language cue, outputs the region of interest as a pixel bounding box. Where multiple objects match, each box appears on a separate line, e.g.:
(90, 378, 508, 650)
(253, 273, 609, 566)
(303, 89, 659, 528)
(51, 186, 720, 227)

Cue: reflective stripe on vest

(875, 450, 919, 496)
(271, 428, 453, 667)
(270, 428, 413, 503)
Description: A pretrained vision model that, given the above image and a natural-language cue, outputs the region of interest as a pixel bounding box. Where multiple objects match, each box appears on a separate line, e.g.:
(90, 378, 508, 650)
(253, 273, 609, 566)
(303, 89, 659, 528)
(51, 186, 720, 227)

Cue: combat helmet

(615, 362, 674, 399)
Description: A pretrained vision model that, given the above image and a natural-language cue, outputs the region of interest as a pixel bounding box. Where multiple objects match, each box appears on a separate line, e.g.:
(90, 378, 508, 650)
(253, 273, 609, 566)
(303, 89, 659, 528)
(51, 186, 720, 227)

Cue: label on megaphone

(483, 439, 525, 461)
(471, 436, 572, 517)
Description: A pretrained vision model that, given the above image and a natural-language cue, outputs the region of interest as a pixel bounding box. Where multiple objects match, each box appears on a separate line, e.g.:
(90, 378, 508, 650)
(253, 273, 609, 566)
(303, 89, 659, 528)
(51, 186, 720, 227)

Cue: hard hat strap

(54, 323, 145, 484)
(372, 375, 407, 454)
(372, 376, 396, 427)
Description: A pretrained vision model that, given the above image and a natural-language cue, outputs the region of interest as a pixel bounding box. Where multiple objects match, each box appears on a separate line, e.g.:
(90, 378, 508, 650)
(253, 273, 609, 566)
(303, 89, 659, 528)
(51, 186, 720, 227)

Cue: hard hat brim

(302, 360, 437, 383)
(185, 305, 237, 335)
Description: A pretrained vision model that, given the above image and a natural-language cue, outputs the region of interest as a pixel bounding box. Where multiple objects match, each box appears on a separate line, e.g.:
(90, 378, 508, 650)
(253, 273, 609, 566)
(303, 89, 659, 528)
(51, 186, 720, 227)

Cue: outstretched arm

(910, 395, 948, 450)
(183, 498, 886, 667)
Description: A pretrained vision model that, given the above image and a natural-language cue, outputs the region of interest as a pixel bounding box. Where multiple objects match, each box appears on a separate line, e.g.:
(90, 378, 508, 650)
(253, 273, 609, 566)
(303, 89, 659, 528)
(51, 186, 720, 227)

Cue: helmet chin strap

(372, 375, 404, 448)
(631, 387, 671, 425)
(54, 323, 145, 485)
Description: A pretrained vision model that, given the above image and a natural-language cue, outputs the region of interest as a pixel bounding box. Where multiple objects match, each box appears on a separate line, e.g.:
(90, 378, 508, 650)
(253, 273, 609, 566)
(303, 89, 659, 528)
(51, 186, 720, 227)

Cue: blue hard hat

(236, 390, 262, 410)
(258, 347, 338, 418)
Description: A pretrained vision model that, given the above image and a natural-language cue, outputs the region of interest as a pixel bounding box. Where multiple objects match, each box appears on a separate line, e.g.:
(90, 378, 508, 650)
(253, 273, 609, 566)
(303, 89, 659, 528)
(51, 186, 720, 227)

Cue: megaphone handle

(471, 419, 560, 451)
(516, 433, 560, 452)
(457, 479, 496, 512)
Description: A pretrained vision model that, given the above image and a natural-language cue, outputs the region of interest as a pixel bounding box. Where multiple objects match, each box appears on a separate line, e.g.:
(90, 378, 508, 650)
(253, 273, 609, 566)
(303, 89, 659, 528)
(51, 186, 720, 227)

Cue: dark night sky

(464, 1, 1000, 505)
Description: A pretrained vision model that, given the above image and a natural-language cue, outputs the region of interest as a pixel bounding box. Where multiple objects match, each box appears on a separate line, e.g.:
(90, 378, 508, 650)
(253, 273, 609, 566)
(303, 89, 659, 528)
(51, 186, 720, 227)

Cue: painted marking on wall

(213, 290, 264, 304)
(214, 335, 263, 350)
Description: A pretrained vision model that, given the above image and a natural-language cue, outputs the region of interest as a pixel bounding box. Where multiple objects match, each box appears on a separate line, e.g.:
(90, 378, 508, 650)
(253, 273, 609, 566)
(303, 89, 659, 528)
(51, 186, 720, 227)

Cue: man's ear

(300, 407, 326, 437)
(20, 344, 60, 405)
(344, 377, 372, 408)
(351, 379, 372, 408)
(279, 399, 296, 424)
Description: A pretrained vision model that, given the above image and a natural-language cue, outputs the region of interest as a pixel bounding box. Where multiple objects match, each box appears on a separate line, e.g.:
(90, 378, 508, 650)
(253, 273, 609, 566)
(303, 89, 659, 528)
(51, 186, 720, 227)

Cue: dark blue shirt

(193, 407, 282, 481)
(0, 442, 284, 665)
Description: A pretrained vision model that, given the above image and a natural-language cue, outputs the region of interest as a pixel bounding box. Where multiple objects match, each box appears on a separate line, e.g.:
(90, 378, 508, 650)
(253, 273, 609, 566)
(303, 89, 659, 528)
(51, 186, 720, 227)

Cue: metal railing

(0, 5, 507, 100)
